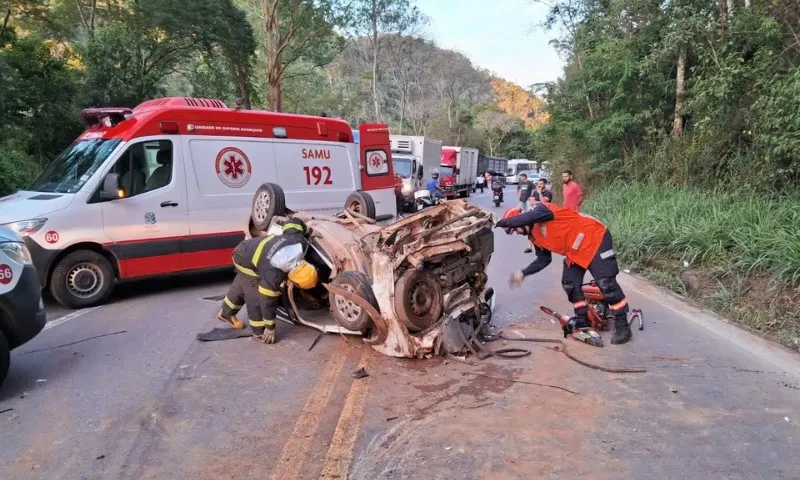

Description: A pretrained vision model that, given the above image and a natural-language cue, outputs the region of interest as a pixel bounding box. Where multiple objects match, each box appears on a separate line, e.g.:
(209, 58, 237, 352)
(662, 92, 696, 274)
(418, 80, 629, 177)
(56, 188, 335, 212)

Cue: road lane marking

(319, 351, 371, 479)
(43, 306, 102, 331)
(270, 347, 347, 480)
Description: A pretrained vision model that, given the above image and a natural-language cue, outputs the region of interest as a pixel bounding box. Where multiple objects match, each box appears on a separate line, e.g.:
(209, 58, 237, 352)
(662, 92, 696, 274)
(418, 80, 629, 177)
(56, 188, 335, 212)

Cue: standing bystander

(562, 170, 583, 212)
(516, 173, 534, 211)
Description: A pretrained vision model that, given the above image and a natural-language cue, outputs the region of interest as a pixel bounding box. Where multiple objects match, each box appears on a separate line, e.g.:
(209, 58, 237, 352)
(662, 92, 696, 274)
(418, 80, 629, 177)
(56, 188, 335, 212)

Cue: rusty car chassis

(268, 200, 496, 359)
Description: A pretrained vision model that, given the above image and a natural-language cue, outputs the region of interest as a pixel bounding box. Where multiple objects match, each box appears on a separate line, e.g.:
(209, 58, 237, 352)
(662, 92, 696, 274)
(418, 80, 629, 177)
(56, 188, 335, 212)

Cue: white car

(0, 226, 46, 387)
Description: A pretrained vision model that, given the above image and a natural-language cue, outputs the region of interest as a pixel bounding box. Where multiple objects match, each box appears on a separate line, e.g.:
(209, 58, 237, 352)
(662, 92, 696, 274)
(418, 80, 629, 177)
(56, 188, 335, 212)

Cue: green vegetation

(0, 0, 545, 198)
(536, 0, 800, 346)
(585, 183, 800, 349)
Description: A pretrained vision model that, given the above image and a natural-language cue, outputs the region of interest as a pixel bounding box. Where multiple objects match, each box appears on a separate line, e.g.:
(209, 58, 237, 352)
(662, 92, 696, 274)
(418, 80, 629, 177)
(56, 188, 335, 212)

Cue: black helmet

(283, 218, 308, 235)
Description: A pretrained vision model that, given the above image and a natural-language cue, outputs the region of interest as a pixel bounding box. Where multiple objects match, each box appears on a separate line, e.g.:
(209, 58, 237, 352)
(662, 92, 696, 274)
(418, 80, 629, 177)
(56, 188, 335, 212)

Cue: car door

(101, 138, 190, 278)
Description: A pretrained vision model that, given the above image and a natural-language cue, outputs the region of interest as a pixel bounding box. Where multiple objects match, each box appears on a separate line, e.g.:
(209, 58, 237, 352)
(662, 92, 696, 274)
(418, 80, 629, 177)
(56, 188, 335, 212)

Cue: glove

(508, 271, 525, 289)
(255, 328, 276, 344)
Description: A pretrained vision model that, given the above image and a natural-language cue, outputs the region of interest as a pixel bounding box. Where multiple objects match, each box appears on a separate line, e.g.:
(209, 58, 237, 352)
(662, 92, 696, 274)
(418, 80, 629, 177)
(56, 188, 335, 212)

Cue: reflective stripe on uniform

(609, 299, 628, 311)
(283, 223, 304, 233)
(571, 232, 585, 250)
(234, 262, 258, 277)
(224, 296, 242, 309)
(251, 234, 275, 267)
(249, 319, 276, 328)
(600, 249, 615, 260)
(259, 285, 281, 297)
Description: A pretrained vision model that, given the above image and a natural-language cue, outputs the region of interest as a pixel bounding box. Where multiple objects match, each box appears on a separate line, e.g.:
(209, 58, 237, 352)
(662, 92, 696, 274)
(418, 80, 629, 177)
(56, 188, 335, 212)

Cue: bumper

(0, 264, 47, 349)
(23, 236, 60, 288)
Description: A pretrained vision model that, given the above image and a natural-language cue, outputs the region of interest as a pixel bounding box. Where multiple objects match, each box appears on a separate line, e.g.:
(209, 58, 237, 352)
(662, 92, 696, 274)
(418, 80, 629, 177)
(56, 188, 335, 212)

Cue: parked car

(0, 226, 47, 387)
(254, 194, 496, 358)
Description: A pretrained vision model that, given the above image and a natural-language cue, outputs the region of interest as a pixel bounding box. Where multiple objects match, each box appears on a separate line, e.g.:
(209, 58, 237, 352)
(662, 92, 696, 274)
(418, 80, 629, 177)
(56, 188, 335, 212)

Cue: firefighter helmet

(288, 260, 318, 290)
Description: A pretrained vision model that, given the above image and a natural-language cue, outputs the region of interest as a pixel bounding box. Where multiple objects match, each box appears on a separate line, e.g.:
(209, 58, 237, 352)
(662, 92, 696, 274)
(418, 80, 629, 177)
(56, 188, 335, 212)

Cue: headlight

(401, 184, 414, 194)
(0, 241, 33, 265)
(2, 218, 47, 237)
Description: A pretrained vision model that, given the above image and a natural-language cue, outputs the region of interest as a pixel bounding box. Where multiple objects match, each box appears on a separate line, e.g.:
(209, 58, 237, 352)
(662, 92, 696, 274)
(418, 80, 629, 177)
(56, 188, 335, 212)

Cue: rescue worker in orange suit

(217, 218, 319, 344)
(495, 204, 633, 345)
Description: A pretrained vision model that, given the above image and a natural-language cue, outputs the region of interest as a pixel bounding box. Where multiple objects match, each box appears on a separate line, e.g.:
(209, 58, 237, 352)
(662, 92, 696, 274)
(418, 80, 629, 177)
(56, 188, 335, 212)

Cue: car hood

(0, 190, 75, 224)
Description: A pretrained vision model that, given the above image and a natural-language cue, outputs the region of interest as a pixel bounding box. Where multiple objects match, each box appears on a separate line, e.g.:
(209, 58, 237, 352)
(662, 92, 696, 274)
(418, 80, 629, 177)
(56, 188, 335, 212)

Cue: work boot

(611, 315, 632, 345)
(218, 310, 245, 329)
(523, 248, 532, 254)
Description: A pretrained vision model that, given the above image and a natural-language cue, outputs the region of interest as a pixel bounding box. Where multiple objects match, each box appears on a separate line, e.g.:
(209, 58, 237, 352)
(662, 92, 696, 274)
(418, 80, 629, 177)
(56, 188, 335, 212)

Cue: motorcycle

(414, 189, 442, 211)
(491, 181, 504, 207)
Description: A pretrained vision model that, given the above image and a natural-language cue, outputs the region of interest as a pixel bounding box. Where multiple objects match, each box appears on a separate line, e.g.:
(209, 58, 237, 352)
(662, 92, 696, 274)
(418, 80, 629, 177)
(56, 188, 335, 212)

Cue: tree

(350, 0, 421, 121)
(257, 0, 346, 111)
(475, 110, 524, 155)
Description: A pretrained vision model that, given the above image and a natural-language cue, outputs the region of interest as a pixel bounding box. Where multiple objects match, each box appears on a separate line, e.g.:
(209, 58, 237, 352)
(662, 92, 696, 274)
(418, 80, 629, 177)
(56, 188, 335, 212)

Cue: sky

(417, 0, 565, 88)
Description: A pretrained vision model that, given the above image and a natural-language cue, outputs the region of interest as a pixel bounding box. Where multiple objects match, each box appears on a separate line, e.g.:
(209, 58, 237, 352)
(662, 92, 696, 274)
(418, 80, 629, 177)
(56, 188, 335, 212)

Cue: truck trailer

(440, 146, 479, 198)
(390, 135, 443, 211)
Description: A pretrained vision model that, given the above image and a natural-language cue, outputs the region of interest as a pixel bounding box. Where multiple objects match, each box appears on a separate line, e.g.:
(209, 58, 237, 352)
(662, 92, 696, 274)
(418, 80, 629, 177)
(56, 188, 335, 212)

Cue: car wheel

(50, 250, 115, 309)
(330, 271, 378, 332)
(344, 191, 376, 220)
(394, 268, 443, 332)
(251, 183, 287, 231)
(0, 330, 9, 388)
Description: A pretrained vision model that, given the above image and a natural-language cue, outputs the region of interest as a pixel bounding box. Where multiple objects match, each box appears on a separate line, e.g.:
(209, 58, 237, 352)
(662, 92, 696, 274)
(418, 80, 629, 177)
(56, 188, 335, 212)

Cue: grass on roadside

(584, 182, 800, 350)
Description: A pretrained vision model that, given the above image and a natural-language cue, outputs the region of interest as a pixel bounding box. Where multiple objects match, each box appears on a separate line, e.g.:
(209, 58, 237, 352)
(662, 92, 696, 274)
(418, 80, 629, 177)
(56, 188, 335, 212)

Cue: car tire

(330, 271, 379, 332)
(394, 268, 443, 332)
(50, 250, 115, 309)
(251, 183, 287, 231)
(0, 330, 9, 388)
(344, 191, 376, 220)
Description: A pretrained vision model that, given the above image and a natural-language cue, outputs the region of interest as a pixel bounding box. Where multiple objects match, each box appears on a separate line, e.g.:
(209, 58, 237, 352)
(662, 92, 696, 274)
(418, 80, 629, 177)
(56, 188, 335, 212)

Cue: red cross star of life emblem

(215, 147, 252, 188)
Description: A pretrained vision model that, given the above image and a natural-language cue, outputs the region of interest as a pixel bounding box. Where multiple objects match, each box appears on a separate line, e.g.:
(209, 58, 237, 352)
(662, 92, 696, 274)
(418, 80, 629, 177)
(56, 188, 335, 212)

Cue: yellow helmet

(288, 260, 318, 290)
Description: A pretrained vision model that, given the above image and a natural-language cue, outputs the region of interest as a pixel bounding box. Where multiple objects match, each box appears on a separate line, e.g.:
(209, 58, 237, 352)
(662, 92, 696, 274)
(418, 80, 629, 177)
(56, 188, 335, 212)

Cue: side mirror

(411, 160, 417, 175)
(454, 168, 460, 175)
(417, 165, 424, 179)
(100, 173, 123, 200)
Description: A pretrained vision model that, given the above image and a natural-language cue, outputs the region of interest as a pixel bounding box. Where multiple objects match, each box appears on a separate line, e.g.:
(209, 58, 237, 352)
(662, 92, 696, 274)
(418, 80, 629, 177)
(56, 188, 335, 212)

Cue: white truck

(390, 135, 443, 211)
(440, 146, 479, 198)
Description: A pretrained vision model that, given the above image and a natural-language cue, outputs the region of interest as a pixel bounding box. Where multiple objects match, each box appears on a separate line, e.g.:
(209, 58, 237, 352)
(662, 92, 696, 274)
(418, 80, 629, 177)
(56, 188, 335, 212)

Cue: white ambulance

(0, 97, 398, 308)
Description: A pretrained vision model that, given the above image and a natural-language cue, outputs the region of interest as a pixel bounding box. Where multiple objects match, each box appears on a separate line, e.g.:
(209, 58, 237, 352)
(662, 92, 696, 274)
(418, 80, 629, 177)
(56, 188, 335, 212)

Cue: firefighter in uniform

(217, 218, 318, 344)
(495, 203, 633, 345)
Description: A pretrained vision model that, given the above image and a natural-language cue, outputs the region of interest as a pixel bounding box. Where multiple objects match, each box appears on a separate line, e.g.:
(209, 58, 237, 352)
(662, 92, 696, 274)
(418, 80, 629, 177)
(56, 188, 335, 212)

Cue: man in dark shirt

(532, 177, 552, 203)
(516, 173, 533, 211)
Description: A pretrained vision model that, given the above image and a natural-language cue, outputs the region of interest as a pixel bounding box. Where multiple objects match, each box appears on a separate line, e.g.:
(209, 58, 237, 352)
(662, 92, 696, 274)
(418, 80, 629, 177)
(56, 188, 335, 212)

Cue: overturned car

(264, 199, 496, 358)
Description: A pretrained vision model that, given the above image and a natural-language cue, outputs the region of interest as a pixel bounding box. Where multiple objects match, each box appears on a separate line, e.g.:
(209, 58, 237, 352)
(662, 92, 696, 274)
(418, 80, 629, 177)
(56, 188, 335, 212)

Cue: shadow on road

(43, 268, 236, 309)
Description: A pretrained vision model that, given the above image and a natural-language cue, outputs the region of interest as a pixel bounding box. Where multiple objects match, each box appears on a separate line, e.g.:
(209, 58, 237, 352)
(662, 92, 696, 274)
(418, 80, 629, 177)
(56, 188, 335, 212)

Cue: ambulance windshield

(30, 139, 121, 193)
(392, 155, 413, 178)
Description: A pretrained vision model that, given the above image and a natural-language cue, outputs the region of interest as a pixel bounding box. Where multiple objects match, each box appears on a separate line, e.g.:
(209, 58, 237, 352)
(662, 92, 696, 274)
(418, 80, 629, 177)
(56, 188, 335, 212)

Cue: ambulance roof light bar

(81, 108, 133, 128)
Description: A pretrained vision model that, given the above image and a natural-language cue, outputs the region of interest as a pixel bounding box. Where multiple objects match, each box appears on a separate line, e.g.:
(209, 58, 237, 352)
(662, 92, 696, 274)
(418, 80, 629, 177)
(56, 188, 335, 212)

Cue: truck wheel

(252, 183, 286, 231)
(345, 191, 376, 220)
(0, 330, 9, 388)
(50, 250, 115, 309)
(394, 269, 443, 332)
(329, 271, 379, 332)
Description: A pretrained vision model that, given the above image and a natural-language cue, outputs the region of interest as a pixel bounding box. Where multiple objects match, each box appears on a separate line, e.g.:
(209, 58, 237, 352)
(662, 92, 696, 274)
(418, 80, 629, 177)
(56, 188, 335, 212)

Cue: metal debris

(352, 367, 369, 379)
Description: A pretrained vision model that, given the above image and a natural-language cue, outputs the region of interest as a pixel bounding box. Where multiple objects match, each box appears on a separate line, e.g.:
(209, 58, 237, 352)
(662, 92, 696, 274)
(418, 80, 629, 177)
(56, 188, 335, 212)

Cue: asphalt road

(1, 186, 799, 480)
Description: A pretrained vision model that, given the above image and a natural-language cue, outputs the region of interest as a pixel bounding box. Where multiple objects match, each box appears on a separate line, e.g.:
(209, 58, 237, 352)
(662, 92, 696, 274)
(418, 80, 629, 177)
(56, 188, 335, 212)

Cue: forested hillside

(534, 0, 800, 348)
(0, 0, 546, 197)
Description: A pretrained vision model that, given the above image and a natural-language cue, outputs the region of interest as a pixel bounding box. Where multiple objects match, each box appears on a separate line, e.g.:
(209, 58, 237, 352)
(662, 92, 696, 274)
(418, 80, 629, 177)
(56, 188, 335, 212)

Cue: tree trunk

(370, 1, 381, 122)
(235, 66, 251, 110)
(672, 46, 687, 138)
(719, 0, 728, 33)
(262, 0, 281, 111)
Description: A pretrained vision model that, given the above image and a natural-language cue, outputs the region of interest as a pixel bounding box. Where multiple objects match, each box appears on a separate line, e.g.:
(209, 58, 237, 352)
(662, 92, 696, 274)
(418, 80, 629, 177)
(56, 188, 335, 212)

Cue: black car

(0, 226, 47, 387)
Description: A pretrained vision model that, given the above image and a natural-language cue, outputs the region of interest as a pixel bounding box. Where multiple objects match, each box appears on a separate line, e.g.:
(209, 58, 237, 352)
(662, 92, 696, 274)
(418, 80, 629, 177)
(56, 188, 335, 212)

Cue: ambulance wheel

(0, 330, 9, 388)
(345, 191, 376, 220)
(50, 250, 115, 309)
(252, 183, 286, 231)
(330, 271, 378, 333)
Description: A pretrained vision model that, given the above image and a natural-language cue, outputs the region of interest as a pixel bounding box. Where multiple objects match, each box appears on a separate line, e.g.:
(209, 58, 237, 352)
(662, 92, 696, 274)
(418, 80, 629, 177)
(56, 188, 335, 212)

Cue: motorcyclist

(217, 218, 319, 344)
(427, 169, 445, 200)
(490, 174, 504, 203)
(495, 204, 633, 345)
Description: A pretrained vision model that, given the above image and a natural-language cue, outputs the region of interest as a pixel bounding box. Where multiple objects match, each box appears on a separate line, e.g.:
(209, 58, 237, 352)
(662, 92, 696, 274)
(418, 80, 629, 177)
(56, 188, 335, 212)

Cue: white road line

(43, 306, 103, 331)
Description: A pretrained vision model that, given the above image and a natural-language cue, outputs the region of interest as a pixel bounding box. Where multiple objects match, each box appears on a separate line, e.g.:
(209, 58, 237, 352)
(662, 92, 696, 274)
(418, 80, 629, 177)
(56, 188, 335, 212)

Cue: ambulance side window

(111, 140, 173, 197)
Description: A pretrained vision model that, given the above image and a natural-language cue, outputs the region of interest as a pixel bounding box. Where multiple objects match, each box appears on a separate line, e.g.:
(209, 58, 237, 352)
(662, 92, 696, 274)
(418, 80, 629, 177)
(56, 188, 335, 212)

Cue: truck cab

(440, 146, 479, 198)
(390, 135, 443, 211)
